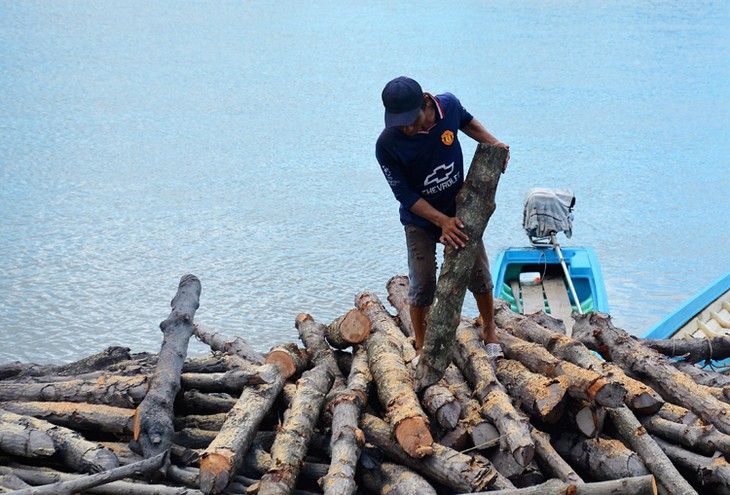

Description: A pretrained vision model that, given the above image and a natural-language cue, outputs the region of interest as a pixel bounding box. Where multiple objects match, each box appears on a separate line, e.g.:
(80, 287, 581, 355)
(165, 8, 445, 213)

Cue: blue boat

(643, 271, 730, 342)
(492, 188, 609, 336)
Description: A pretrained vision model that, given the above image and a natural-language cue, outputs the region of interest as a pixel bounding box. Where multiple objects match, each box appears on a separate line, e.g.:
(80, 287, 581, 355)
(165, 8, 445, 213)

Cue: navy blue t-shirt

(375, 92, 473, 233)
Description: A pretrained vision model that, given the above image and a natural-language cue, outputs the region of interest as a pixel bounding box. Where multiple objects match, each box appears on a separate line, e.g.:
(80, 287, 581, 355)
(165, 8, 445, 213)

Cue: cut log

(0, 373, 148, 408)
(488, 447, 545, 488)
(495, 358, 569, 424)
(360, 413, 507, 492)
(198, 363, 286, 495)
(133, 274, 201, 466)
(414, 143, 508, 390)
(652, 436, 730, 493)
(4, 451, 166, 495)
(498, 329, 626, 408)
(607, 405, 699, 495)
(356, 292, 432, 458)
(320, 344, 370, 495)
(530, 427, 583, 483)
(0, 401, 134, 435)
(640, 413, 730, 455)
(641, 335, 730, 364)
(0, 409, 118, 473)
(174, 413, 227, 432)
(386, 275, 416, 338)
(656, 402, 703, 426)
(359, 455, 437, 495)
(193, 324, 265, 365)
(325, 309, 371, 349)
(420, 380, 462, 430)
(464, 475, 657, 495)
(180, 390, 235, 414)
(552, 430, 649, 481)
(265, 343, 309, 380)
(0, 419, 55, 458)
(295, 313, 347, 398)
(0, 347, 133, 381)
(495, 301, 664, 414)
(452, 320, 535, 467)
(257, 364, 334, 495)
(180, 367, 279, 393)
(572, 312, 730, 434)
(673, 359, 730, 388)
(571, 403, 606, 438)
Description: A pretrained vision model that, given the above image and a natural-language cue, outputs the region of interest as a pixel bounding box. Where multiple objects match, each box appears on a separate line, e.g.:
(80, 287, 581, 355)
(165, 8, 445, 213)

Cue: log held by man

(415, 143, 508, 390)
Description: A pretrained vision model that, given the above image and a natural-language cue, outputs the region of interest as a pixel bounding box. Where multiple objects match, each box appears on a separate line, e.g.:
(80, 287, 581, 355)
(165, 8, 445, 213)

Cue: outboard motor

(521, 188, 582, 314)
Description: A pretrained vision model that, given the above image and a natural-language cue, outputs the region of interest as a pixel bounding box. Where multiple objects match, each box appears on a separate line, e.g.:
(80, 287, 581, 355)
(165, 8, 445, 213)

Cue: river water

(1, 1, 728, 364)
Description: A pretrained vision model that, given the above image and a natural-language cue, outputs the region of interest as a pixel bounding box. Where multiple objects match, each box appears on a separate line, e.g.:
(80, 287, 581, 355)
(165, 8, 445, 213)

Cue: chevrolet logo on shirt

(422, 162, 460, 195)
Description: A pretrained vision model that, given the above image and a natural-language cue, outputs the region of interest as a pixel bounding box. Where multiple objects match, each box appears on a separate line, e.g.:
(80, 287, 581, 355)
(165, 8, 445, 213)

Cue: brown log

(488, 447, 545, 488)
(265, 343, 309, 380)
(607, 404, 699, 495)
(673, 359, 730, 388)
(495, 358, 569, 424)
(530, 427, 583, 483)
(0, 373, 148, 408)
(498, 329, 626, 408)
(356, 292, 432, 458)
(641, 413, 730, 455)
(320, 344, 370, 495)
(360, 413, 508, 492)
(295, 312, 347, 396)
(0, 418, 55, 458)
(442, 364, 500, 449)
(0, 409, 118, 473)
(465, 475, 657, 495)
(359, 456, 437, 495)
(552, 430, 649, 481)
(133, 274, 201, 466)
(495, 301, 664, 414)
(180, 390, 235, 414)
(652, 436, 730, 493)
(5, 451, 166, 495)
(385, 275, 416, 338)
(0, 401, 134, 435)
(641, 335, 730, 364)
(198, 363, 286, 494)
(180, 367, 279, 393)
(573, 312, 730, 434)
(452, 320, 535, 467)
(656, 402, 703, 426)
(0, 347, 133, 381)
(420, 380, 462, 430)
(325, 309, 371, 348)
(414, 144, 507, 390)
(193, 323, 265, 365)
(257, 364, 334, 495)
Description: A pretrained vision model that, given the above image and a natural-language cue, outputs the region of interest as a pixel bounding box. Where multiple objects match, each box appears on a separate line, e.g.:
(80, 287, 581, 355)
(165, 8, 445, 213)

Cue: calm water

(1, 1, 728, 364)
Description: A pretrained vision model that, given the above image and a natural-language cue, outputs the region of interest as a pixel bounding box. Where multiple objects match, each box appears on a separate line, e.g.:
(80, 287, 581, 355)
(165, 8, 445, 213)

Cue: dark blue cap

(381, 76, 423, 128)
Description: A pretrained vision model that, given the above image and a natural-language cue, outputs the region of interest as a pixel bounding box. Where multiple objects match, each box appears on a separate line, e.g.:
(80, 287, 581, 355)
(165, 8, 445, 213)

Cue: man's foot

(485, 343, 504, 358)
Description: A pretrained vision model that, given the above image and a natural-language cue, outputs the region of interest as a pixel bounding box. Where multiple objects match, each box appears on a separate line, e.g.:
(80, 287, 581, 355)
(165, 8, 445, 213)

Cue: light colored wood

(521, 284, 545, 315)
(510, 280, 523, 313)
(542, 276, 575, 336)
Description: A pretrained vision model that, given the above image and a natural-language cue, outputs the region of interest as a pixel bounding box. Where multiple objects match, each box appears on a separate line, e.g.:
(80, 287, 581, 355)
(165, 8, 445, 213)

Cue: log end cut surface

(394, 417, 434, 458)
(199, 450, 234, 495)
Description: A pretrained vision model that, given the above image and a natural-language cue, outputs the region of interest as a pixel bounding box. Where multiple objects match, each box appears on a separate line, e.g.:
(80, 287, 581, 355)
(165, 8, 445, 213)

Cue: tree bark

(257, 364, 334, 495)
(386, 275, 415, 338)
(360, 413, 507, 492)
(0, 409, 118, 473)
(325, 309, 371, 349)
(640, 413, 730, 455)
(320, 345, 370, 495)
(530, 427, 583, 483)
(465, 475, 657, 495)
(133, 274, 201, 467)
(180, 390, 235, 415)
(295, 313, 347, 400)
(359, 456, 437, 495)
(573, 312, 730, 434)
(641, 335, 730, 364)
(193, 324, 265, 365)
(0, 401, 134, 435)
(0, 418, 55, 458)
(198, 363, 286, 495)
(607, 405, 698, 495)
(495, 358, 569, 424)
(673, 359, 730, 388)
(420, 380, 462, 430)
(652, 436, 730, 493)
(452, 320, 535, 467)
(180, 366, 280, 393)
(442, 364, 499, 450)
(415, 144, 508, 390)
(495, 301, 664, 414)
(498, 329, 626, 408)
(552, 431, 649, 481)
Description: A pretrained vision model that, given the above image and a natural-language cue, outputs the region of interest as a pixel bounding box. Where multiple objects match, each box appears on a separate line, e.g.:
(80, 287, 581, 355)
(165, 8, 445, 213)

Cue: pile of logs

(1, 273, 730, 494)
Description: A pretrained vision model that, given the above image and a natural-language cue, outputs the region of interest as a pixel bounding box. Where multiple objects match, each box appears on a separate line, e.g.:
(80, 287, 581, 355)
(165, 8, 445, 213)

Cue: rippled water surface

(1, 1, 728, 364)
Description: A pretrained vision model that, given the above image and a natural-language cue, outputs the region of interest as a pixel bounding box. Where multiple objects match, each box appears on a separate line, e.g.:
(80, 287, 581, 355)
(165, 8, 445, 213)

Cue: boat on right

(643, 270, 730, 343)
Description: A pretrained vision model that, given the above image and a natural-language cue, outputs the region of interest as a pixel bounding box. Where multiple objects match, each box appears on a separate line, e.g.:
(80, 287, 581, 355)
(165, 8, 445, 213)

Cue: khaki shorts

(405, 224, 493, 307)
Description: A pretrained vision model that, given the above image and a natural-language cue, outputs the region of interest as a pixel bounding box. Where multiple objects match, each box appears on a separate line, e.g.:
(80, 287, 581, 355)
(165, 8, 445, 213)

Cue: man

(375, 76, 508, 357)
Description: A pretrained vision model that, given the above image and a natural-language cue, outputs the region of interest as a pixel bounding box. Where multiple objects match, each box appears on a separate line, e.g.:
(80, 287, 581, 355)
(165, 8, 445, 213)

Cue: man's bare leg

(410, 304, 429, 352)
(475, 292, 497, 344)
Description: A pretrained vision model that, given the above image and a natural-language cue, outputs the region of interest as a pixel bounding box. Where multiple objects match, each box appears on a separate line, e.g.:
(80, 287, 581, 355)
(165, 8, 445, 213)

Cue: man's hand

(494, 141, 510, 173)
(438, 216, 469, 250)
